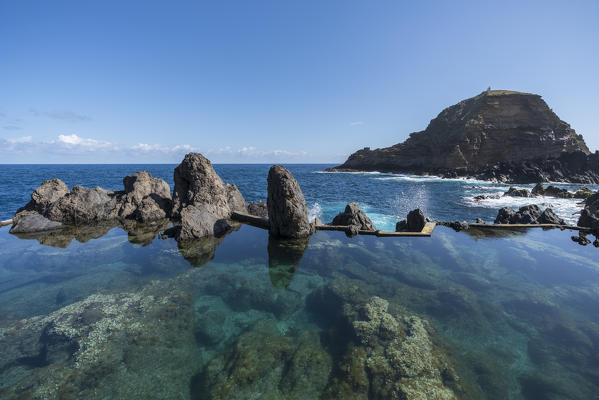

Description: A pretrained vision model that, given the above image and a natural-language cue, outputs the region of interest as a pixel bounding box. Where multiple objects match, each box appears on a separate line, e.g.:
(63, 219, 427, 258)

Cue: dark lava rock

(495, 205, 565, 225)
(475, 218, 486, 224)
(118, 171, 173, 222)
(14, 172, 172, 232)
(9, 212, 62, 234)
(328, 90, 598, 183)
(504, 187, 531, 197)
(571, 233, 591, 246)
(396, 209, 426, 232)
(168, 205, 232, 242)
(448, 221, 470, 231)
(331, 202, 376, 231)
(247, 200, 268, 217)
(578, 191, 599, 233)
(172, 152, 246, 220)
(267, 165, 313, 239)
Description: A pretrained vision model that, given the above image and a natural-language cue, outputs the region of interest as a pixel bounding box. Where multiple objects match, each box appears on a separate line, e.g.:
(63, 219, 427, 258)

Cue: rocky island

(329, 90, 599, 183)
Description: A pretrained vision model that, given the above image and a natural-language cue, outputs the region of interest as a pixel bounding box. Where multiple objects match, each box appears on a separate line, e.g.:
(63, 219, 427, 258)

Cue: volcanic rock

(495, 205, 565, 225)
(9, 211, 62, 234)
(247, 200, 268, 218)
(504, 187, 531, 197)
(396, 209, 427, 232)
(578, 191, 599, 233)
(329, 90, 598, 183)
(331, 202, 376, 231)
(14, 172, 172, 232)
(172, 152, 246, 219)
(267, 165, 313, 239)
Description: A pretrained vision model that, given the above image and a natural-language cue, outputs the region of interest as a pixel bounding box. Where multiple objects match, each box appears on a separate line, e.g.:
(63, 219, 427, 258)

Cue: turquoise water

(1, 221, 598, 399)
(1, 164, 598, 398)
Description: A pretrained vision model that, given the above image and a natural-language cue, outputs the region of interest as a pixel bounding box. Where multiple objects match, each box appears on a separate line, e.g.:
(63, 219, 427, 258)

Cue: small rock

(331, 202, 376, 231)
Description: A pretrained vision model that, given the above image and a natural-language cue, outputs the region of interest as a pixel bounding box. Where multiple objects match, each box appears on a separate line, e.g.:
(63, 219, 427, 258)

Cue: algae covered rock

(193, 319, 332, 400)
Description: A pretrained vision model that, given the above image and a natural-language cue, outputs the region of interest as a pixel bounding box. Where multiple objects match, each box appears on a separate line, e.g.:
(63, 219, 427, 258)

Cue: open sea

(1, 164, 598, 399)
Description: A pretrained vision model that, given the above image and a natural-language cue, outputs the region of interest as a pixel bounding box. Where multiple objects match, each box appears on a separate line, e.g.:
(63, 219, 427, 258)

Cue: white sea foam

(315, 170, 386, 175)
(462, 194, 584, 225)
(308, 202, 323, 222)
(373, 174, 490, 185)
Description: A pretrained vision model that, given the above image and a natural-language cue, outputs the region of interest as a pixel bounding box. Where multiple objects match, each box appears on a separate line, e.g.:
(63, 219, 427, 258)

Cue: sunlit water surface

(0, 164, 598, 399)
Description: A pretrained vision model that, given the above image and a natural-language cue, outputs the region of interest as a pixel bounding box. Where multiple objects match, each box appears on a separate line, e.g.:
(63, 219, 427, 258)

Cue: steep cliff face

(332, 90, 593, 181)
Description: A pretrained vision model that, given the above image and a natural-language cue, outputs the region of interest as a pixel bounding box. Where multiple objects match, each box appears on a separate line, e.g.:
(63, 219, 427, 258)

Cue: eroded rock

(267, 165, 313, 239)
(331, 202, 376, 232)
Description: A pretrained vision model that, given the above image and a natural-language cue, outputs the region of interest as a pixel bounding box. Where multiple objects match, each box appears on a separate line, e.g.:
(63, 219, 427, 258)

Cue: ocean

(0, 164, 598, 399)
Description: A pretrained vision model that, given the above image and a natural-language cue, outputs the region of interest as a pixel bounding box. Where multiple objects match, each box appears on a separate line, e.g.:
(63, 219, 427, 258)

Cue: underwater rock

(267, 165, 313, 239)
(199, 269, 302, 318)
(172, 152, 246, 220)
(331, 202, 376, 232)
(9, 211, 62, 234)
(494, 205, 565, 225)
(193, 319, 332, 400)
(0, 272, 201, 399)
(327, 295, 459, 399)
(268, 236, 309, 288)
(503, 187, 531, 197)
(306, 279, 463, 399)
(247, 200, 268, 217)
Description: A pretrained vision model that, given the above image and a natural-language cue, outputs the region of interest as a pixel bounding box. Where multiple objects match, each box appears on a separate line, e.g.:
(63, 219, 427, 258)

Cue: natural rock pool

(1, 222, 598, 399)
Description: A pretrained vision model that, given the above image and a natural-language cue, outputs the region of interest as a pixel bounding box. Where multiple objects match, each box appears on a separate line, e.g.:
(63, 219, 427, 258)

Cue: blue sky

(1, 0, 598, 163)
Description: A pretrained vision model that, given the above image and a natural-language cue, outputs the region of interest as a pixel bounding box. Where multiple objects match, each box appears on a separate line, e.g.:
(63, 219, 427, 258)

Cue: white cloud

(57, 134, 113, 149)
(349, 121, 364, 126)
(30, 109, 92, 121)
(0, 134, 309, 162)
(6, 136, 32, 143)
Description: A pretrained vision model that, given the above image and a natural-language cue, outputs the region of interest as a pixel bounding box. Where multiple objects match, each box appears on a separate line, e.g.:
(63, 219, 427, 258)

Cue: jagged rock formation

(11, 172, 172, 234)
(578, 191, 599, 233)
(396, 209, 427, 232)
(267, 165, 313, 239)
(247, 200, 268, 217)
(495, 205, 565, 225)
(331, 202, 376, 237)
(165, 153, 246, 241)
(330, 90, 599, 183)
(172, 153, 246, 219)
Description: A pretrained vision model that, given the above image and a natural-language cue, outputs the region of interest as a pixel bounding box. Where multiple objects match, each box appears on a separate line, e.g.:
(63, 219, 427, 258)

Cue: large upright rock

(172, 153, 246, 219)
(267, 165, 313, 239)
(329, 90, 599, 183)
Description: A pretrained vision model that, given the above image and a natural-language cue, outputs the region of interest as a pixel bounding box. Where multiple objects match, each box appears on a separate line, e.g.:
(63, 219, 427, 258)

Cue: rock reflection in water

(267, 236, 309, 288)
(11, 219, 170, 248)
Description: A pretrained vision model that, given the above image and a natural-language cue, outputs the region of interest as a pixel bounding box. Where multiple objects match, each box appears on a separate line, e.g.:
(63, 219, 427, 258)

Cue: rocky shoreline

(5, 152, 599, 249)
(328, 90, 599, 184)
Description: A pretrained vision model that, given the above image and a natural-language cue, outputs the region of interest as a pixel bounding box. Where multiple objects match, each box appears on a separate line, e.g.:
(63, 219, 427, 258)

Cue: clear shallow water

(0, 164, 598, 399)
